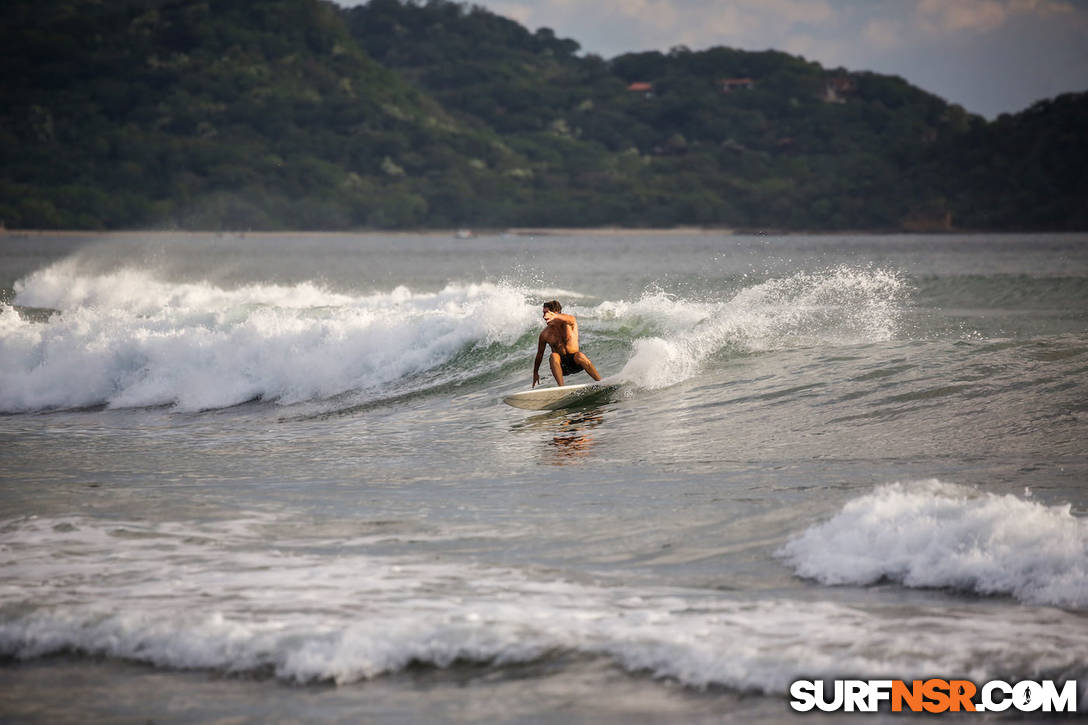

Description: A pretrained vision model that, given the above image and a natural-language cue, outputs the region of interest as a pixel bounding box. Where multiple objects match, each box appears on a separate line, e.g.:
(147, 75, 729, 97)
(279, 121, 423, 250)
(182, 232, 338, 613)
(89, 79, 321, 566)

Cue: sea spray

(13, 258, 358, 314)
(606, 266, 906, 389)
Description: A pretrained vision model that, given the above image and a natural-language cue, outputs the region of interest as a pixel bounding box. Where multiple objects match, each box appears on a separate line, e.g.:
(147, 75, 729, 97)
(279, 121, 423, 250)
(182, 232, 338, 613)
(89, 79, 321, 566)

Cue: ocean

(1, 231, 1086, 723)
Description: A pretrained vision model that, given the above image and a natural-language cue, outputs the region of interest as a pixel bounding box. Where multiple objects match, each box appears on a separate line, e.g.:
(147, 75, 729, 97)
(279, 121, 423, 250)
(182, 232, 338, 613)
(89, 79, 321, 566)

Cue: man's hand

(532, 370, 540, 388)
(543, 310, 556, 323)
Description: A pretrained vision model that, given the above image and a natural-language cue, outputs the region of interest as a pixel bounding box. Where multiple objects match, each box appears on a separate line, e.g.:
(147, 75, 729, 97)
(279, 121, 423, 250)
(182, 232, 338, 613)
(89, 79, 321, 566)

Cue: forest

(1, 0, 1085, 231)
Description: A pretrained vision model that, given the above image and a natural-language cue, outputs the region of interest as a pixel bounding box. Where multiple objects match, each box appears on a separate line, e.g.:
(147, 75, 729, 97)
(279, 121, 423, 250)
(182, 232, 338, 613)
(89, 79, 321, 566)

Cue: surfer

(533, 300, 602, 387)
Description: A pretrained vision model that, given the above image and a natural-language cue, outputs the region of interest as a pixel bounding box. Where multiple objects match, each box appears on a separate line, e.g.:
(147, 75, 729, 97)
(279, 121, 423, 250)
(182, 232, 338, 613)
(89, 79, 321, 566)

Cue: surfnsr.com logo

(789, 679, 1078, 713)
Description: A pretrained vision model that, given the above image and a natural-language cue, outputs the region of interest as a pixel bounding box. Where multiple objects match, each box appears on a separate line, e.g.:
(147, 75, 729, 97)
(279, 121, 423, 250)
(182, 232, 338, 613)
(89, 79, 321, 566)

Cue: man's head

(542, 300, 562, 322)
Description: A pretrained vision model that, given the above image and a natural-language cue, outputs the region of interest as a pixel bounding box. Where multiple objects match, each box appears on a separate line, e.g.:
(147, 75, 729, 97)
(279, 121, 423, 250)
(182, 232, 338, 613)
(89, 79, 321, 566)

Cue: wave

(780, 480, 1088, 608)
(1, 515, 1085, 691)
(605, 266, 906, 389)
(1, 265, 537, 412)
(1, 261, 907, 411)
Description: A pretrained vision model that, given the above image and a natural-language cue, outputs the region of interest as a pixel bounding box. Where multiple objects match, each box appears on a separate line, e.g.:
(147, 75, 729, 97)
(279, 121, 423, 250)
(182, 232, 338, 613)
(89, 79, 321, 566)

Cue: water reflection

(516, 408, 606, 464)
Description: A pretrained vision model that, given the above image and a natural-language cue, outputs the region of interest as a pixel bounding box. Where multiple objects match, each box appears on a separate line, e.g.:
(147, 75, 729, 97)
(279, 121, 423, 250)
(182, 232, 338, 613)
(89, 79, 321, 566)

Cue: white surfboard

(503, 382, 618, 411)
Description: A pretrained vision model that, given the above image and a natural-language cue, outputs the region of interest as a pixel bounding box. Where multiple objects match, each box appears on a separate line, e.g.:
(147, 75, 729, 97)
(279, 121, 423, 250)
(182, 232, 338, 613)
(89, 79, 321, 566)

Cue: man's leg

(572, 352, 602, 381)
(549, 352, 565, 386)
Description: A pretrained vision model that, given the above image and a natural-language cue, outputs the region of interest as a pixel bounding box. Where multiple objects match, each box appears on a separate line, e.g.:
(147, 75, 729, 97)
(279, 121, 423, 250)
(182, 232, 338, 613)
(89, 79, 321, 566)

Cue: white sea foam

(1, 516, 1085, 691)
(2, 263, 538, 411)
(604, 266, 905, 389)
(13, 258, 358, 314)
(2, 262, 906, 409)
(781, 479, 1088, 608)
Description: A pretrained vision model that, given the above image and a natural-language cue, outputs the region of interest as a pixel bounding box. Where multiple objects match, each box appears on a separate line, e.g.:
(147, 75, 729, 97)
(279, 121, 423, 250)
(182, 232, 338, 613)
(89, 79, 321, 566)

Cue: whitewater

(1, 258, 905, 412)
(1, 231, 1086, 723)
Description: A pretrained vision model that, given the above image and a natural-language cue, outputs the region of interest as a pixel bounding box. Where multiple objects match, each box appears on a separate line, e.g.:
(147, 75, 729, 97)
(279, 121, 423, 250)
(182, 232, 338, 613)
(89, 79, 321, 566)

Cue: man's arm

(544, 311, 576, 325)
(532, 336, 546, 387)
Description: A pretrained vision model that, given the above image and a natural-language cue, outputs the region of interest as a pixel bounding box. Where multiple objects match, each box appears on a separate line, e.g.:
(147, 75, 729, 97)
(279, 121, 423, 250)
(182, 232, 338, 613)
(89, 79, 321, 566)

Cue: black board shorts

(559, 353, 584, 376)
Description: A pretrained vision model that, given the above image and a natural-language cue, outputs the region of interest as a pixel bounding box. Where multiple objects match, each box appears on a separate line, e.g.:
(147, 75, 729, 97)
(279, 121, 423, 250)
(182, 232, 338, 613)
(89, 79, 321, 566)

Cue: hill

(0, 0, 528, 228)
(1, 0, 1085, 231)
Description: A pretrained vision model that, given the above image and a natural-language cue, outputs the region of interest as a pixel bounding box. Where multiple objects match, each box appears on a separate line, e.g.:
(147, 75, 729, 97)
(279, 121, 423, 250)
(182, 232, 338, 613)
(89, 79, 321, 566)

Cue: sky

(384, 0, 1088, 118)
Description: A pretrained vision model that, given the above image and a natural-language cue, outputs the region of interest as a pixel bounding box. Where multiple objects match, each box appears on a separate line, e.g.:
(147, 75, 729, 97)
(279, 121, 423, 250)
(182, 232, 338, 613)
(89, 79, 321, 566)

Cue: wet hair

(542, 300, 562, 313)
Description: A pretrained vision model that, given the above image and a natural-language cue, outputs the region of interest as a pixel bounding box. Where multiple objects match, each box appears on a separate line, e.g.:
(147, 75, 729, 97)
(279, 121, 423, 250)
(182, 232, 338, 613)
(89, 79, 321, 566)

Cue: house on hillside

(720, 78, 755, 93)
(823, 76, 856, 103)
(627, 81, 654, 98)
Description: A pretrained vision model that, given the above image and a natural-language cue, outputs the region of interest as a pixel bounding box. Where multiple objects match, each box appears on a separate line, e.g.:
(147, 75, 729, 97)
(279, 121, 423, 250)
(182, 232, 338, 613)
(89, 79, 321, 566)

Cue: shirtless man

(532, 300, 602, 387)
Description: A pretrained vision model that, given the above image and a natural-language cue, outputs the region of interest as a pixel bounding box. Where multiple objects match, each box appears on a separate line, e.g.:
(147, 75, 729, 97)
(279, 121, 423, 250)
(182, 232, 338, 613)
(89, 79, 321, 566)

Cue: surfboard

(503, 382, 617, 411)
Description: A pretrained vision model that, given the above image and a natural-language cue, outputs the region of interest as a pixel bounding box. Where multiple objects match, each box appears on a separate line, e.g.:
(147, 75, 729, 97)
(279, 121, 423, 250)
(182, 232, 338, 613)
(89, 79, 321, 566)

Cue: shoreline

(0, 227, 1068, 239)
(0, 226, 727, 237)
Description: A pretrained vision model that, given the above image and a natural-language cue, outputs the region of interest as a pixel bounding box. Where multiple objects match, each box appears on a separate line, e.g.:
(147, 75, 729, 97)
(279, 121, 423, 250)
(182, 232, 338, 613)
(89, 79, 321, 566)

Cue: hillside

(0, 0, 526, 228)
(930, 92, 1088, 230)
(1, 0, 1085, 231)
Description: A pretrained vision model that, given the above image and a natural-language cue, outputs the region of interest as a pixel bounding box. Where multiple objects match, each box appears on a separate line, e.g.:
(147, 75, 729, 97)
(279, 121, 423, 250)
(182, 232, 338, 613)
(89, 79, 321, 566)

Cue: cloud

(486, 2, 533, 26)
(474, 0, 836, 54)
(862, 18, 905, 48)
(678, 6, 757, 41)
(781, 33, 824, 58)
(598, 0, 835, 29)
(750, 0, 835, 25)
(916, 0, 1075, 33)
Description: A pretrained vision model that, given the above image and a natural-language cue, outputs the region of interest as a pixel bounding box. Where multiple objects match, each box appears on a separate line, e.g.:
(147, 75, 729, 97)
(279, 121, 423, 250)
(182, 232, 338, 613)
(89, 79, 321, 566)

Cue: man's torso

(540, 319, 579, 355)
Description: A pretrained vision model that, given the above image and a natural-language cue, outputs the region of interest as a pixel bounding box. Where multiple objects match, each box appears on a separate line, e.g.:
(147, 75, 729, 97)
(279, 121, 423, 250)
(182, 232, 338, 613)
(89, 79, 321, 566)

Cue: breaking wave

(781, 480, 1088, 608)
(1, 263, 536, 412)
(1, 261, 907, 411)
(605, 266, 906, 389)
(1, 515, 1084, 690)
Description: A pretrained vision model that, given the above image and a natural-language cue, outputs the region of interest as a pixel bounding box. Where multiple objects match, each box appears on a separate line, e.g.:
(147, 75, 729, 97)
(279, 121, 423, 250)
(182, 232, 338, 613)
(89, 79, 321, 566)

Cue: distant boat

(455, 229, 474, 239)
